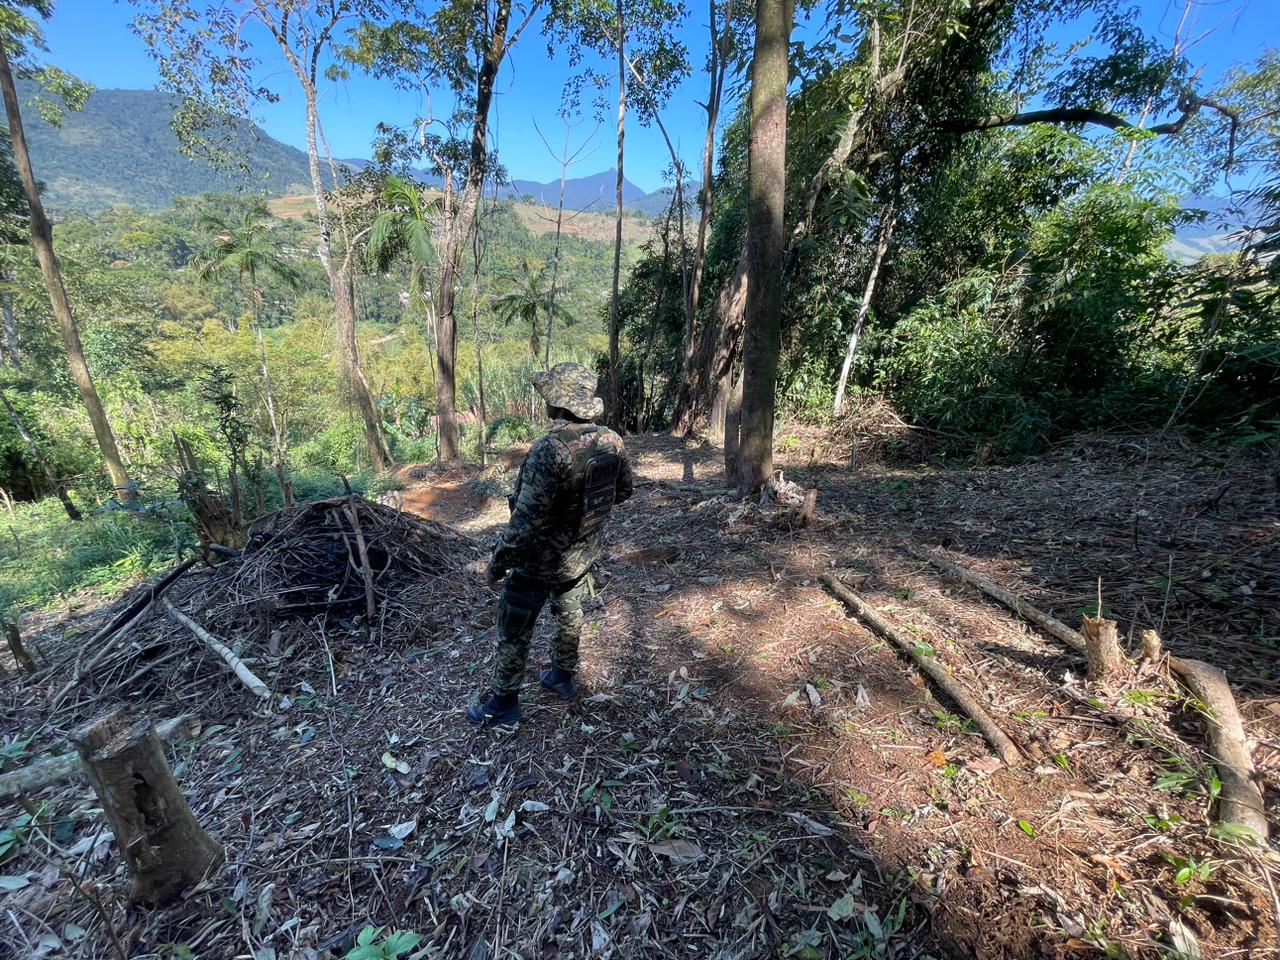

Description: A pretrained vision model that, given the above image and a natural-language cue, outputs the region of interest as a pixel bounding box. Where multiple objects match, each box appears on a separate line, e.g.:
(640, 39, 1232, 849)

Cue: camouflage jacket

(490, 421, 634, 584)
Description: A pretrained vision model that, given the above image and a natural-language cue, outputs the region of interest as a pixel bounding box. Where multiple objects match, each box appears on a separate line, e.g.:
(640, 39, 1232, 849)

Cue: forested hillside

(19, 83, 318, 213)
(0, 1, 1277, 959)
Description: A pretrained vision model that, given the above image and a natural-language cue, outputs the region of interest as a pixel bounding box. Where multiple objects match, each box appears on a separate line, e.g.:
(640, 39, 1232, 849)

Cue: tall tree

(734, 0, 791, 494)
(348, 0, 541, 460)
(192, 203, 303, 504)
(131, 0, 393, 471)
(547, 0, 687, 426)
(0, 3, 134, 500)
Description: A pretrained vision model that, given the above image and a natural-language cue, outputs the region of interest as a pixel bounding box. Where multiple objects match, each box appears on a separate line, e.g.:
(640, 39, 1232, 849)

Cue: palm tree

(493, 259, 572, 360)
(192, 204, 303, 505)
(367, 175, 443, 343)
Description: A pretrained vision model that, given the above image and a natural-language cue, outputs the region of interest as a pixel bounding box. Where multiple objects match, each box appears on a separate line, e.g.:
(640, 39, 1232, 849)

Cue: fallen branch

(906, 545, 1086, 654)
(50, 558, 200, 703)
(162, 599, 272, 700)
(0, 714, 196, 798)
(821, 574, 1021, 765)
(342, 500, 377, 621)
(1166, 652, 1269, 841)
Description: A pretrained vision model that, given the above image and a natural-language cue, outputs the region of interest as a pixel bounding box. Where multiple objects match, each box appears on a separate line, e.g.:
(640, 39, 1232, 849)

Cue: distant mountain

(21, 83, 319, 215)
(1168, 193, 1260, 263)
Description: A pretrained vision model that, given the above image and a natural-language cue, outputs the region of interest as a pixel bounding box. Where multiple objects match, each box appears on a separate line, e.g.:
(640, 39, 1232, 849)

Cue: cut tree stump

(1082, 615, 1126, 682)
(821, 574, 1021, 765)
(912, 548, 1267, 839)
(5, 620, 36, 674)
(71, 710, 222, 905)
(795, 489, 819, 527)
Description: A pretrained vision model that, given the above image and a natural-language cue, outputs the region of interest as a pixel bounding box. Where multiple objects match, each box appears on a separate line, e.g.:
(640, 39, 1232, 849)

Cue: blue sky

(38, 0, 1278, 195)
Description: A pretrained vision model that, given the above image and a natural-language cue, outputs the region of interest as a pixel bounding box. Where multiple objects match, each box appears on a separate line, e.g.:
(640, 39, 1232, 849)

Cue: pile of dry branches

(50, 496, 485, 716)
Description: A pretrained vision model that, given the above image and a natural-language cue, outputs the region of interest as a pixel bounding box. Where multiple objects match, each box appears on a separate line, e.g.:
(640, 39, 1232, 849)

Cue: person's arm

(613, 441, 635, 505)
(488, 438, 565, 578)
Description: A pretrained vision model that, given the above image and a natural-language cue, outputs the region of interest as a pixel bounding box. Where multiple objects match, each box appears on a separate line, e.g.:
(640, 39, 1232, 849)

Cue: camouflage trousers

(492, 570, 590, 696)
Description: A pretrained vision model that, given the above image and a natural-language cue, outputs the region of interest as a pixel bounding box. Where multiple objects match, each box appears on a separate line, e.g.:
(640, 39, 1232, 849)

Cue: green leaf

(1017, 820, 1036, 838)
(0, 874, 30, 891)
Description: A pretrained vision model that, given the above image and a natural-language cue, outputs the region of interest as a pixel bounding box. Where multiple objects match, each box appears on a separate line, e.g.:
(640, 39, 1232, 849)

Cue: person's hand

(484, 559, 506, 591)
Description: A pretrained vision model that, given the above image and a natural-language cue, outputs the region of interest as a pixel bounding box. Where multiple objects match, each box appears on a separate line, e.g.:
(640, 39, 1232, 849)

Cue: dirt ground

(1, 428, 1277, 959)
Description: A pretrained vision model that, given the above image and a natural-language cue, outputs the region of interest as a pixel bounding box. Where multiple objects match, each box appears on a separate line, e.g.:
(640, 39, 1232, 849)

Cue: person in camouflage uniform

(467, 362, 633, 725)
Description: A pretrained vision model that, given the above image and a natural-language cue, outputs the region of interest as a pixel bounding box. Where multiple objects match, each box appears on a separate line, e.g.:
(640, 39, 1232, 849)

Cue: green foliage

(345, 926, 422, 960)
(0, 495, 193, 619)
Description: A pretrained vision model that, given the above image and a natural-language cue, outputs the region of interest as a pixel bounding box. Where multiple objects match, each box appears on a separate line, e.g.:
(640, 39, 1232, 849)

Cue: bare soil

(1, 428, 1276, 959)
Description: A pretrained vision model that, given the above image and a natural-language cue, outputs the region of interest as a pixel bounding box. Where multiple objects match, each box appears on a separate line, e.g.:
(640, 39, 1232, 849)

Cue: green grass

(0, 496, 194, 619)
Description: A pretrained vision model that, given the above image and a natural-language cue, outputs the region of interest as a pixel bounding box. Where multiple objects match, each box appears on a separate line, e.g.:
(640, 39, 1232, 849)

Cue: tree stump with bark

(71, 710, 223, 905)
(1082, 615, 1126, 682)
(5, 621, 35, 674)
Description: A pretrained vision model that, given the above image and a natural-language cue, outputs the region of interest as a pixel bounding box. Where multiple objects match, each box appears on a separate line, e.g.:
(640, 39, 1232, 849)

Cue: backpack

(557, 425, 622, 537)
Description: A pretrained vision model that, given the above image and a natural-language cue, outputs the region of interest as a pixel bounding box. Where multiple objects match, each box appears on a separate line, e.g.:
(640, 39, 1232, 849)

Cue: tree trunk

(607, 0, 627, 429)
(0, 287, 18, 366)
(435, 0, 513, 460)
(0, 389, 80, 519)
(544, 127, 573, 370)
(672, 251, 748, 435)
(687, 0, 730, 344)
(71, 710, 223, 906)
(0, 46, 134, 501)
(300, 93, 390, 471)
(254, 324, 291, 507)
(5, 621, 35, 674)
(832, 202, 897, 415)
(736, 0, 792, 495)
(722, 367, 743, 489)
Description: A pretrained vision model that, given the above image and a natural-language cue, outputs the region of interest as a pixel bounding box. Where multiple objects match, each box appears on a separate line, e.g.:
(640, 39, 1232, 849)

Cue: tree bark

(736, 0, 792, 495)
(0, 288, 18, 366)
(832, 202, 897, 415)
(672, 251, 747, 435)
(0, 388, 80, 519)
(72, 710, 223, 905)
(722, 367, 742, 489)
(606, 0, 627, 429)
(0, 45, 134, 501)
(1082, 615, 1126, 682)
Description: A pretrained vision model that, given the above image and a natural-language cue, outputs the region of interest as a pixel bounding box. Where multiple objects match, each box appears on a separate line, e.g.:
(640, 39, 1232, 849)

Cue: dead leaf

(649, 839, 704, 864)
(388, 818, 418, 840)
(805, 684, 823, 709)
(965, 756, 1005, 774)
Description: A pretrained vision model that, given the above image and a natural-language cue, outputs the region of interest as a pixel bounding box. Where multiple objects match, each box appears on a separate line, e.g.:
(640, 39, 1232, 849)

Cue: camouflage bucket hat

(531, 362, 605, 420)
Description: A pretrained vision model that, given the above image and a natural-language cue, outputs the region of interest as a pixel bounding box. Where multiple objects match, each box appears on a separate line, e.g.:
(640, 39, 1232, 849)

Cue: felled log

(906, 546, 1086, 654)
(0, 715, 196, 799)
(71, 710, 223, 905)
(162, 600, 272, 700)
(821, 574, 1021, 765)
(1167, 654, 1268, 841)
(1082, 615, 1126, 682)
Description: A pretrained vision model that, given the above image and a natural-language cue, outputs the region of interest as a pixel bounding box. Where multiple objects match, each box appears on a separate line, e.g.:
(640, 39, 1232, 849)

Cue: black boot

(539, 666, 578, 701)
(466, 689, 521, 725)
